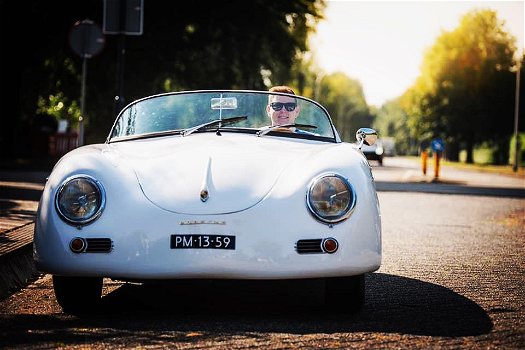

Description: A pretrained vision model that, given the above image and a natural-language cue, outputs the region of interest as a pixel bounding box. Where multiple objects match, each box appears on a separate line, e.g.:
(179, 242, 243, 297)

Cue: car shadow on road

(0, 273, 493, 347)
(98, 272, 492, 337)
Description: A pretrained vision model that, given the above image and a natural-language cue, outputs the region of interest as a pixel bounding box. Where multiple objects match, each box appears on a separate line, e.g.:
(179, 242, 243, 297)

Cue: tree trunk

(466, 141, 474, 164)
(446, 141, 460, 161)
(494, 138, 509, 165)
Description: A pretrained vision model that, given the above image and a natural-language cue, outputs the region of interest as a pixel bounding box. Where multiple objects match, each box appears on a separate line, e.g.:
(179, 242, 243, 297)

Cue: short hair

(268, 86, 297, 104)
(269, 86, 296, 95)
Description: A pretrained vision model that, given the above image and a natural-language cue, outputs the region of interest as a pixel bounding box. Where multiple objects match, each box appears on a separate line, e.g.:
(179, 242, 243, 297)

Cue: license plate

(170, 234, 236, 250)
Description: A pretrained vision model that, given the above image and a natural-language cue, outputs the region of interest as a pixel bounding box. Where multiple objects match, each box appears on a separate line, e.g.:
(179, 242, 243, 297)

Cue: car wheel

(53, 275, 103, 314)
(324, 274, 365, 313)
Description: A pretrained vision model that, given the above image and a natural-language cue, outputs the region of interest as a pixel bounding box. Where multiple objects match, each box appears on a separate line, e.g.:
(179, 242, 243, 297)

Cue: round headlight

(55, 175, 106, 225)
(306, 174, 356, 224)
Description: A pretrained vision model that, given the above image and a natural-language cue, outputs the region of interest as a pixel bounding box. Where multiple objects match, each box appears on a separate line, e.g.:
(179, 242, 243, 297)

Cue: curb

(0, 224, 42, 301)
(375, 181, 525, 198)
(0, 244, 41, 301)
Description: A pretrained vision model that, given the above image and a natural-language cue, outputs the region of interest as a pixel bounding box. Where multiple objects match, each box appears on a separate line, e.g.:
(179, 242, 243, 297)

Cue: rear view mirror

(211, 97, 238, 110)
(356, 128, 378, 149)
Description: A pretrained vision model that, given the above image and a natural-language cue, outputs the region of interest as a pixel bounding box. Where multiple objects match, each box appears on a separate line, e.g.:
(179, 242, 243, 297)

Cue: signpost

(103, 0, 144, 116)
(431, 138, 445, 153)
(68, 19, 105, 146)
(103, 0, 144, 35)
(431, 138, 445, 179)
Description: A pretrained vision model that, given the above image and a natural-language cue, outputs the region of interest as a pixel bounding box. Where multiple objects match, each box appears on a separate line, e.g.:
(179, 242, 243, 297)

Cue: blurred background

(0, 0, 523, 168)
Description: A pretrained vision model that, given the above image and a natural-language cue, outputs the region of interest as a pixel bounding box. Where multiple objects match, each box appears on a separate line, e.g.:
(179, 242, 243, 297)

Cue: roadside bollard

(434, 152, 441, 179)
(421, 150, 428, 175)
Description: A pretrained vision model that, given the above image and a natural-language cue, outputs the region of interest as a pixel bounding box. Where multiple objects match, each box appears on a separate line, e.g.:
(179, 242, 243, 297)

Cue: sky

(309, 0, 524, 107)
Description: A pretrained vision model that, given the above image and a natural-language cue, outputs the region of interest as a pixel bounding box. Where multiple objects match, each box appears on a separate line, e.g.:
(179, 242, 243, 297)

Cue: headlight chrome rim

(306, 173, 356, 224)
(55, 175, 106, 225)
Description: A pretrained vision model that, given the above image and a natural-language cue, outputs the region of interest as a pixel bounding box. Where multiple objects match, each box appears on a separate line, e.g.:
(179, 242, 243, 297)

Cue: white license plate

(170, 234, 236, 250)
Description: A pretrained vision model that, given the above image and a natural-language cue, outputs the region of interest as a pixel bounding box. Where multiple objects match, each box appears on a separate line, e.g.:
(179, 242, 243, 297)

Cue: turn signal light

(70, 237, 86, 253)
(322, 238, 338, 253)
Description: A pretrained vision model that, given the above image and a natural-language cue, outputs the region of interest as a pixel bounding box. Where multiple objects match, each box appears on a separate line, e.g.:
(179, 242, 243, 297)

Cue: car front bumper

(34, 188, 381, 281)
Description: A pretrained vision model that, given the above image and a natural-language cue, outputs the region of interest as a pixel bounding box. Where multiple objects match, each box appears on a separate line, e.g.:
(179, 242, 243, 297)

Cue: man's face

(266, 95, 300, 126)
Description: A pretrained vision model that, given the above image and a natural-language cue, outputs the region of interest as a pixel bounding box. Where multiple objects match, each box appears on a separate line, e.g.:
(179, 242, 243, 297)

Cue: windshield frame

(106, 90, 340, 144)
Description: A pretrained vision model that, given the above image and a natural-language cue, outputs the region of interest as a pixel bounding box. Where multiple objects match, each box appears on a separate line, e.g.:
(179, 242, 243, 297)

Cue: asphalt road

(0, 157, 524, 349)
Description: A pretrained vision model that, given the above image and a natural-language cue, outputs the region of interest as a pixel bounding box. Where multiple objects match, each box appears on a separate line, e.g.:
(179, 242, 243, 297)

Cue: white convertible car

(34, 90, 381, 314)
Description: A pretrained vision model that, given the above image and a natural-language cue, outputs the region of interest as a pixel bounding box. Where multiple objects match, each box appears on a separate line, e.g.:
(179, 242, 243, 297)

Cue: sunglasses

(270, 102, 297, 111)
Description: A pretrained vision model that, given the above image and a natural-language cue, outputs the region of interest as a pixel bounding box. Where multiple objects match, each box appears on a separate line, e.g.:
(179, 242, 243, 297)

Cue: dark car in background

(361, 139, 384, 165)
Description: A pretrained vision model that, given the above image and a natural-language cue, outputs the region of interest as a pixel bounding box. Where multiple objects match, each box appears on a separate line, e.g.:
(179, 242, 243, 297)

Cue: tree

(402, 9, 518, 163)
(316, 72, 372, 142)
(0, 0, 326, 157)
(374, 98, 414, 155)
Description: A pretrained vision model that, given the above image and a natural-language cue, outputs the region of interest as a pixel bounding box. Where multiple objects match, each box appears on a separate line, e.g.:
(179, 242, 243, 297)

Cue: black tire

(53, 275, 103, 315)
(324, 274, 365, 313)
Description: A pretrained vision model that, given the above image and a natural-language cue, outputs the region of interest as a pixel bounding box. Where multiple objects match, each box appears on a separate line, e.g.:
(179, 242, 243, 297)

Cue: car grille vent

(295, 239, 323, 254)
(85, 238, 113, 253)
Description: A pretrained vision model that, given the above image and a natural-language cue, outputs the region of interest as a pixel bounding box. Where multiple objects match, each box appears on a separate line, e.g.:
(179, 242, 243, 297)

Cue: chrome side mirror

(356, 128, 378, 149)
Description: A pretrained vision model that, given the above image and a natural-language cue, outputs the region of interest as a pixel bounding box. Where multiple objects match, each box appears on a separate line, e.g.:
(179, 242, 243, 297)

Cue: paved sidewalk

(0, 171, 48, 299)
(0, 171, 47, 252)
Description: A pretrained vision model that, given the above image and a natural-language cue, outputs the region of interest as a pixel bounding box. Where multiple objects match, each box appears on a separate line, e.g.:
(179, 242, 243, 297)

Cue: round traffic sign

(431, 138, 445, 152)
(69, 19, 105, 58)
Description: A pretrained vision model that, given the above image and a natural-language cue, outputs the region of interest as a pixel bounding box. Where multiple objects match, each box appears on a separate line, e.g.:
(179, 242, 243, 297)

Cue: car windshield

(108, 90, 337, 143)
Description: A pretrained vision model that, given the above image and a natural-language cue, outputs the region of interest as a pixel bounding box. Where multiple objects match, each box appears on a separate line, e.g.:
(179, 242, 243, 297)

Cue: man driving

(266, 85, 300, 127)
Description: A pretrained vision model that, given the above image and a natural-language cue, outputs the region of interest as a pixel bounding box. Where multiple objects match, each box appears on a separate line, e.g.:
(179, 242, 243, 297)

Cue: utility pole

(512, 60, 521, 172)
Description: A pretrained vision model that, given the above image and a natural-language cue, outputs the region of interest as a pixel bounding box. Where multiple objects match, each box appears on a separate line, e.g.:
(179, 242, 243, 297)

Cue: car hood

(111, 133, 333, 214)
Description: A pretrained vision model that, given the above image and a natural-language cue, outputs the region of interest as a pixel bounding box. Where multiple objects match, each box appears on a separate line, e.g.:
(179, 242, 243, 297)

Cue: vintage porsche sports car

(34, 90, 381, 314)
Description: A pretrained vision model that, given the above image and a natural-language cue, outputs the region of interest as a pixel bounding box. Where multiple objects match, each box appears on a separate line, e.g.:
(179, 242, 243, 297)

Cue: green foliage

(399, 9, 519, 163)
(509, 133, 525, 165)
(374, 99, 415, 155)
(286, 52, 322, 97)
(0, 0, 326, 151)
(36, 92, 80, 126)
(283, 55, 377, 143)
(459, 143, 494, 165)
(315, 72, 372, 142)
